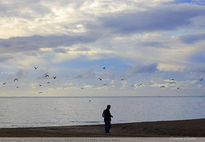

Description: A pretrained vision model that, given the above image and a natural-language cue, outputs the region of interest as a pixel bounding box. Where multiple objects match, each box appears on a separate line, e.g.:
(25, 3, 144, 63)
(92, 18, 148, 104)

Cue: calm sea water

(0, 96, 204, 128)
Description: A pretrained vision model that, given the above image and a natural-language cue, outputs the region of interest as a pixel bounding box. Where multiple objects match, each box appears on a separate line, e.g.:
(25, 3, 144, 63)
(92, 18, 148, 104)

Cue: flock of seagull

(1, 66, 204, 94)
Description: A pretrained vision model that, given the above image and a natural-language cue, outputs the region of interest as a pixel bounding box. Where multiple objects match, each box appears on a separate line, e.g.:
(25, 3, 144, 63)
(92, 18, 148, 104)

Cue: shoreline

(0, 118, 205, 137)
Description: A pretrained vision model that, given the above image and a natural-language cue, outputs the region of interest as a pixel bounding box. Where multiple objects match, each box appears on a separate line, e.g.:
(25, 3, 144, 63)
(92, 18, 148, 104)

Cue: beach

(0, 118, 205, 137)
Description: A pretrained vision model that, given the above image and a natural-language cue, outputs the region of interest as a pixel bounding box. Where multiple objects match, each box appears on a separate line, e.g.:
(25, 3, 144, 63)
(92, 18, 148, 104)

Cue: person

(102, 105, 113, 133)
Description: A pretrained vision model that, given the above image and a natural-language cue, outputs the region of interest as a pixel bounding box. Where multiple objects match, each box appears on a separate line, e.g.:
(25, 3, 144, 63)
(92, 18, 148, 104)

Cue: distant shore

(0, 119, 205, 137)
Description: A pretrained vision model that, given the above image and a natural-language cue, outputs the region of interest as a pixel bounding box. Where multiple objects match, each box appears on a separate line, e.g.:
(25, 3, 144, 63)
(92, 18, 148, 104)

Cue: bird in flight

(98, 78, 102, 81)
(14, 78, 18, 82)
(53, 76, 56, 79)
(34, 67, 38, 70)
(44, 73, 49, 78)
(102, 67, 106, 70)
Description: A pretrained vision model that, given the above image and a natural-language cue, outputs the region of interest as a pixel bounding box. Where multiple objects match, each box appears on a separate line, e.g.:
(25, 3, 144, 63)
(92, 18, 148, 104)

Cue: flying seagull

(14, 78, 18, 82)
(44, 73, 49, 78)
(34, 66, 38, 70)
(98, 78, 102, 81)
(39, 84, 42, 87)
(102, 67, 106, 70)
(121, 78, 124, 81)
(53, 76, 56, 79)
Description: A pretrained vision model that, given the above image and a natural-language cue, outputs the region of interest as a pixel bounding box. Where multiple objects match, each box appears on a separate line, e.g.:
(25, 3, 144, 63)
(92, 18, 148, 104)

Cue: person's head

(107, 105, 111, 109)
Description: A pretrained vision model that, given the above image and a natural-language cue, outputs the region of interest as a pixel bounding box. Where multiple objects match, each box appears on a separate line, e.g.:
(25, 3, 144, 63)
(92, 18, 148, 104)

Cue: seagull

(137, 83, 143, 86)
(160, 85, 166, 88)
(39, 84, 42, 87)
(177, 87, 180, 90)
(44, 73, 49, 78)
(34, 66, 38, 70)
(121, 78, 124, 81)
(16, 86, 19, 88)
(53, 76, 56, 79)
(102, 67, 106, 70)
(2, 82, 6, 85)
(98, 78, 102, 81)
(14, 78, 18, 82)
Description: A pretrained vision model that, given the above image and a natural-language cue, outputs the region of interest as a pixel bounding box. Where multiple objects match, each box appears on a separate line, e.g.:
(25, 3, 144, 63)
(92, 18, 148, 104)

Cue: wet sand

(0, 119, 205, 137)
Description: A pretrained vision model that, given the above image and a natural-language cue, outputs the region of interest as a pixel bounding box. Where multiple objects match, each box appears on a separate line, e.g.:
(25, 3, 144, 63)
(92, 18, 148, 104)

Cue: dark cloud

(0, 1, 51, 18)
(100, 4, 205, 34)
(124, 63, 158, 78)
(75, 47, 91, 51)
(0, 55, 13, 62)
(140, 41, 169, 48)
(180, 33, 205, 44)
(54, 48, 68, 53)
(0, 33, 100, 53)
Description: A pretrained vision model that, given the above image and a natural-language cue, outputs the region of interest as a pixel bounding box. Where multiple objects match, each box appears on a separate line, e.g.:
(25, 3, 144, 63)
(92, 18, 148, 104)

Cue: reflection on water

(0, 96, 204, 128)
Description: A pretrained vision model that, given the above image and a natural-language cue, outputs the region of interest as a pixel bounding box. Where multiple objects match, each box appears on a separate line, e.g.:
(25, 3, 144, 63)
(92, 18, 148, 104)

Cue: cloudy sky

(0, 0, 205, 97)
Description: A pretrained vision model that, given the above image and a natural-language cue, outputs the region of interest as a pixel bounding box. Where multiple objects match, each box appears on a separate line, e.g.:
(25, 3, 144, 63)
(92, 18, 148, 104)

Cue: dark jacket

(102, 109, 112, 121)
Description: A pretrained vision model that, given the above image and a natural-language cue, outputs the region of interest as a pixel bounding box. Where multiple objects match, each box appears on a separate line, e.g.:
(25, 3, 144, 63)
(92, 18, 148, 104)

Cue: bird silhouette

(44, 73, 49, 78)
(14, 78, 18, 82)
(53, 76, 56, 79)
(177, 87, 180, 90)
(102, 67, 106, 70)
(98, 78, 102, 81)
(39, 84, 42, 87)
(34, 67, 38, 70)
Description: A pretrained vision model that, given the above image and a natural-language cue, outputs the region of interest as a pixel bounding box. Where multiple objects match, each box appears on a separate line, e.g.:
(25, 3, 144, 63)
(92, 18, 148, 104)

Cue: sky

(0, 0, 205, 97)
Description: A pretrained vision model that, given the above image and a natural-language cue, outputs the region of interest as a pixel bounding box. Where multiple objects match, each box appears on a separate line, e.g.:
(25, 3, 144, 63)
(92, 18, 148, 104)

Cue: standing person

(102, 105, 113, 133)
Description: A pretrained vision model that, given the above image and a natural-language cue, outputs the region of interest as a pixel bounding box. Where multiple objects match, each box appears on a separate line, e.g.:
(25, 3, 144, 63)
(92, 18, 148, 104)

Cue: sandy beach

(0, 118, 205, 137)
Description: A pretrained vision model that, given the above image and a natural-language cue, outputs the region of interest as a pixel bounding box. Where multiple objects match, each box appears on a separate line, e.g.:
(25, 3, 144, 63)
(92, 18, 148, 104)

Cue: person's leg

(107, 121, 111, 133)
(104, 120, 109, 133)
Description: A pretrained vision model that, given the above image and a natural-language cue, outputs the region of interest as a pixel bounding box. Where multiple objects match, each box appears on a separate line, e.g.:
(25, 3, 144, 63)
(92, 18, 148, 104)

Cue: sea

(0, 96, 204, 128)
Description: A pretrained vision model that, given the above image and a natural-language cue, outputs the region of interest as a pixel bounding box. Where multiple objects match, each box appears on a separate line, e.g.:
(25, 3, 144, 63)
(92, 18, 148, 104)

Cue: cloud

(100, 4, 205, 34)
(0, 33, 100, 54)
(0, 55, 13, 61)
(123, 63, 158, 78)
(0, 0, 51, 19)
(180, 33, 205, 44)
